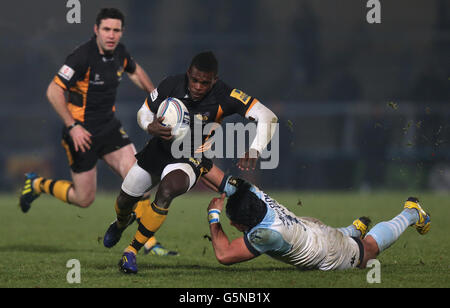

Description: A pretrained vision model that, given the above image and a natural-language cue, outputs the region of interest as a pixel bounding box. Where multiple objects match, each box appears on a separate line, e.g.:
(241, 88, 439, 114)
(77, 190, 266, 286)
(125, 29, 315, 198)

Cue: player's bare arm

(200, 165, 225, 192)
(127, 63, 155, 93)
(207, 194, 257, 265)
(46, 80, 92, 153)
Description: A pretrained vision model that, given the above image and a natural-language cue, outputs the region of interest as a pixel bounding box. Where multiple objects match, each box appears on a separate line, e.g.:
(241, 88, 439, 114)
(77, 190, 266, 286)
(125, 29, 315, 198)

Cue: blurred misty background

(0, 0, 449, 192)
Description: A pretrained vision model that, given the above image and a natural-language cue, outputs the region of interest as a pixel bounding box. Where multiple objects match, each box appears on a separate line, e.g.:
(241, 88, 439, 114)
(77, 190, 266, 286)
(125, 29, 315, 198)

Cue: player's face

(187, 66, 218, 101)
(94, 18, 123, 54)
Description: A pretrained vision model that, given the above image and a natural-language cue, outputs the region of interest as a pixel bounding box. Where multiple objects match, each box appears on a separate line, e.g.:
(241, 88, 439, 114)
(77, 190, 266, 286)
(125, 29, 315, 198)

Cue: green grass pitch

(0, 190, 448, 288)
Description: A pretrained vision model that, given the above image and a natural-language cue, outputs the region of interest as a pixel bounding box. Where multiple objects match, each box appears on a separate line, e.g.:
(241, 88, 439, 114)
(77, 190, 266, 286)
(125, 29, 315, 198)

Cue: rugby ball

(156, 97, 190, 142)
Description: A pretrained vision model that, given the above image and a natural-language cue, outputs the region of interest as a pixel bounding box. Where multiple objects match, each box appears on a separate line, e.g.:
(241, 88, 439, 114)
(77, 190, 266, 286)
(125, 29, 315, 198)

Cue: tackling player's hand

(208, 193, 226, 213)
(147, 116, 173, 140)
(237, 149, 259, 171)
(69, 124, 92, 153)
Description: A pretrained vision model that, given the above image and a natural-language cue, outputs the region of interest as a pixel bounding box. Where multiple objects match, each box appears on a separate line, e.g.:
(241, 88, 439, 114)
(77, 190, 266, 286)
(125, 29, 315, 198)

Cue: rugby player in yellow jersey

(105, 51, 279, 273)
(19, 8, 176, 256)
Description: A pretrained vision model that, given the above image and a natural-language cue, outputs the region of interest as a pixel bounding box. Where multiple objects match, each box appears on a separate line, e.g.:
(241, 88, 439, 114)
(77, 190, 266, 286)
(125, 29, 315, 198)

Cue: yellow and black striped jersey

(53, 36, 136, 134)
(144, 74, 259, 156)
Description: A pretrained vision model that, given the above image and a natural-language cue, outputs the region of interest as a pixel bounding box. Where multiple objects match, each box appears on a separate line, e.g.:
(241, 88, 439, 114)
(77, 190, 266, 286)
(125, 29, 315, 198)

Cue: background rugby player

(19, 8, 176, 256)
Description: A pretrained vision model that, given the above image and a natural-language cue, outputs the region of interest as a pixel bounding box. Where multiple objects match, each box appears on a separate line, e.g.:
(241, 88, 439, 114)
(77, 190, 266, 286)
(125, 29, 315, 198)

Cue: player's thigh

(62, 130, 98, 173)
(103, 143, 137, 179)
(70, 167, 97, 206)
(154, 164, 194, 208)
(161, 163, 197, 192)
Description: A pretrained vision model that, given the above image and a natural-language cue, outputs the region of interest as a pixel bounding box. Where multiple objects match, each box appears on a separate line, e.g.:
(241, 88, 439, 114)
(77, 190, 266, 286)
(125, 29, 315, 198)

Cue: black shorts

(135, 137, 213, 180)
(61, 121, 132, 173)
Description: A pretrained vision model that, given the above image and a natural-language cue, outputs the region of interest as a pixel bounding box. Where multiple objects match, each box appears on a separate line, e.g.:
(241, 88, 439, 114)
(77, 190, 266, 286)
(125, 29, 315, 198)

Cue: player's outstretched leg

(360, 197, 430, 268)
(338, 216, 371, 239)
(119, 170, 190, 274)
(19, 172, 73, 213)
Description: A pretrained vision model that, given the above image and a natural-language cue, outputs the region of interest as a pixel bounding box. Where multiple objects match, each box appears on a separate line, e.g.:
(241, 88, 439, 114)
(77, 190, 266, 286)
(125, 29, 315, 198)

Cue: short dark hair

(189, 51, 218, 75)
(96, 8, 125, 28)
(225, 181, 267, 228)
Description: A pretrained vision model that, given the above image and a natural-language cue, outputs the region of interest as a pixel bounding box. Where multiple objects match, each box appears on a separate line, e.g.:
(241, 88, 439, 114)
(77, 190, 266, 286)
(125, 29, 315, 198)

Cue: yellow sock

(33, 177, 72, 203)
(125, 201, 168, 254)
(144, 236, 158, 250)
(133, 199, 159, 248)
(133, 198, 149, 220)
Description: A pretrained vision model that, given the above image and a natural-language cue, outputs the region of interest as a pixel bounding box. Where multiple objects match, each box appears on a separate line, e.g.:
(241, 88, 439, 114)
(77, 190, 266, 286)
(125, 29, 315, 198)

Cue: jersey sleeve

(245, 228, 288, 255)
(144, 76, 176, 113)
(122, 46, 137, 74)
(53, 47, 89, 90)
(219, 176, 251, 197)
(217, 82, 259, 119)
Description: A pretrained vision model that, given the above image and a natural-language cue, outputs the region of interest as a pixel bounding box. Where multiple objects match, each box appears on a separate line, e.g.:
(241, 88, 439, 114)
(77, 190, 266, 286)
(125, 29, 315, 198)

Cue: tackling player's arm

(127, 63, 155, 93)
(207, 194, 257, 265)
(46, 80, 92, 153)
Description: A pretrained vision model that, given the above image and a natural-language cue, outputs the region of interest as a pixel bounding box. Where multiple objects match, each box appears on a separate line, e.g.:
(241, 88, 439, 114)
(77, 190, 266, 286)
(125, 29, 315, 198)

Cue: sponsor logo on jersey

(58, 65, 75, 81)
(117, 66, 124, 78)
(90, 73, 105, 85)
(102, 56, 114, 62)
(230, 89, 251, 105)
(150, 88, 158, 102)
(195, 113, 209, 121)
(119, 127, 129, 139)
(189, 157, 201, 167)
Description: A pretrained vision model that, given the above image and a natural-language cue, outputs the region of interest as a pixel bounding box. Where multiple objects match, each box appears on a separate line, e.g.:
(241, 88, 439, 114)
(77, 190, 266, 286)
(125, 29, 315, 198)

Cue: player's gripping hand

(237, 149, 259, 171)
(208, 193, 226, 213)
(69, 124, 92, 153)
(147, 116, 173, 141)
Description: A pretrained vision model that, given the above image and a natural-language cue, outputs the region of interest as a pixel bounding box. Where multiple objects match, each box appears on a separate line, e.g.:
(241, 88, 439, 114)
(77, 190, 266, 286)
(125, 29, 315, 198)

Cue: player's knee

(156, 171, 190, 208)
(155, 184, 175, 208)
(77, 194, 95, 208)
(117, 189, 141, 209)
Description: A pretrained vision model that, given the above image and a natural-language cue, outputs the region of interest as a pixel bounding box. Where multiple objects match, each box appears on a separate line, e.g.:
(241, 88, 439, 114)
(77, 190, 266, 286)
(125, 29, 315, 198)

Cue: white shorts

(300, 218, 362, 271)
(319, 226, 363, 270)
